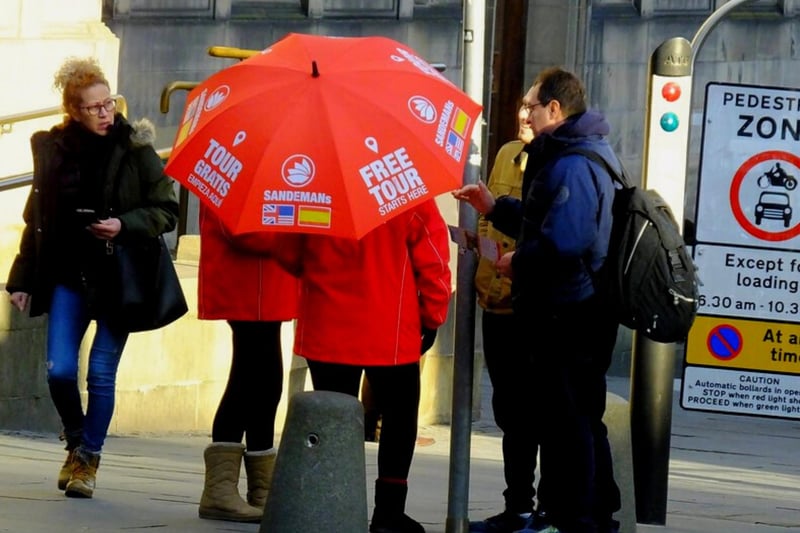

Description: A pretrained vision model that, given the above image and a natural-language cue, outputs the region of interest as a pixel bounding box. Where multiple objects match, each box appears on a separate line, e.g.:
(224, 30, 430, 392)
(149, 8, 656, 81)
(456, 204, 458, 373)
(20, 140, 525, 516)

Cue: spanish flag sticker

(297, 205, 332, 228)
(451, 108, 471, 138)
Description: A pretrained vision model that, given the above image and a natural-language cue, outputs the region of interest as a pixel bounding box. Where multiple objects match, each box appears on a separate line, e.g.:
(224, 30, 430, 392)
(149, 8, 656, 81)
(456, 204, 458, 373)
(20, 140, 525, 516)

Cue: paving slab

(0, 376, 798, 532)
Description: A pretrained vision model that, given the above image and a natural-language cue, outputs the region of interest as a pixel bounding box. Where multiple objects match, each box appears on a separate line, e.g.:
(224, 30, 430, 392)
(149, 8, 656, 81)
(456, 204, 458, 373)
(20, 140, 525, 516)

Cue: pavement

(1, 373, 799, 533)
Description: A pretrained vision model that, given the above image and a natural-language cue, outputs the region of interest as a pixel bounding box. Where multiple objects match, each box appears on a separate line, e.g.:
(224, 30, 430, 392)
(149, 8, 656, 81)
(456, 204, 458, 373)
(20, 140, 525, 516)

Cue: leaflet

(447, 225, 501, 262)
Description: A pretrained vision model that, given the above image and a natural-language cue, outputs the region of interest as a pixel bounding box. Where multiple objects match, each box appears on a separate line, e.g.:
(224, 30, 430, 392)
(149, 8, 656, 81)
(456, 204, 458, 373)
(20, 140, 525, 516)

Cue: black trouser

(212, 320, 284, 451)
(526, 295, 621, 533)
(306, 359, 420, 481)
(482, 310, 539, 514)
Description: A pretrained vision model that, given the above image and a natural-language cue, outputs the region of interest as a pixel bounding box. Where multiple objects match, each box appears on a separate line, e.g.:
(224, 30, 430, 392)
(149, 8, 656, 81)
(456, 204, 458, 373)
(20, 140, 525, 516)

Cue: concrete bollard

(604, 392, 637, 533)
(260, 390, 368, 533)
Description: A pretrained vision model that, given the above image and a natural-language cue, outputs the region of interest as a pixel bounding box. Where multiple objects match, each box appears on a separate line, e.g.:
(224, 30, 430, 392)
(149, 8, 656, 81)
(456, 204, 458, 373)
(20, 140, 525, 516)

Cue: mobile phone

(75, 208, 98, 226)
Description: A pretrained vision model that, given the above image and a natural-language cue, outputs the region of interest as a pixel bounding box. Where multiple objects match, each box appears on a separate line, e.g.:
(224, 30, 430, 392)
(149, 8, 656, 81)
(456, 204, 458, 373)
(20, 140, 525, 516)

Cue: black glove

(421, 326, 437, 354)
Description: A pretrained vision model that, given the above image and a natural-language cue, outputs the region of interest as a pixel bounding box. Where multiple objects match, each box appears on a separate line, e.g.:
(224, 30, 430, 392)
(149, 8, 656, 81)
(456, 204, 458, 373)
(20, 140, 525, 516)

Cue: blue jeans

(46, 284, 128, 453)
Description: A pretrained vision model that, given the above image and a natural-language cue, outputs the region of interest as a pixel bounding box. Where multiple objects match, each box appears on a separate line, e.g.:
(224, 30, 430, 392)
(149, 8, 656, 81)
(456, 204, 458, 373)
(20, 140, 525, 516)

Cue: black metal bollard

(260, 390, 368, 533)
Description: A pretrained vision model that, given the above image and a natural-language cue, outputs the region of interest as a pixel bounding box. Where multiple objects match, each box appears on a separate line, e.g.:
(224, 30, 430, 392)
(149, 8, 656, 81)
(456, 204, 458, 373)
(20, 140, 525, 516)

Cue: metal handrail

(160, 82, 199, 114)
(0, 95, 128, 135)
(0, 106, 61, 135)
(208, 45, 259, 60)
(160, 47, 261, 115)
(0, 172, 34, 193)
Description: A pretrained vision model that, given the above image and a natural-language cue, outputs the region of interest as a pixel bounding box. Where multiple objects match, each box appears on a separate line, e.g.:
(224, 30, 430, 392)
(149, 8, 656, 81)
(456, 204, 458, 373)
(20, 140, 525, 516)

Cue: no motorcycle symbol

(730, 150, 800, 241)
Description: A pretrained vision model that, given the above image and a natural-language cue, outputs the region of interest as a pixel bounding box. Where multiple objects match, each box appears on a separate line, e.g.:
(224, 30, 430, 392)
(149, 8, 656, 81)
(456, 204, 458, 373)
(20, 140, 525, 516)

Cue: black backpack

(566, 148, 700, 343)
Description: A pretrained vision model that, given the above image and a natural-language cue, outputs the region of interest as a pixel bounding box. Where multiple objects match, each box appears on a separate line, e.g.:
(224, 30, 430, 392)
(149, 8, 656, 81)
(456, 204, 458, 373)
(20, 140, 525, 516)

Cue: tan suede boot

(198, 443, 262, 522)
(57, 448, 78, 491)
(65, 447, 101, 498)
(244, 448, 277, 508)
(57, 431, 82, 491)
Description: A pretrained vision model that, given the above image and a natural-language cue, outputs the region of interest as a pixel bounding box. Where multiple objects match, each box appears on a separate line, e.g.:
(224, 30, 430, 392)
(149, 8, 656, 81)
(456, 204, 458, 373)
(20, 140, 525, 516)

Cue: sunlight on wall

(0, 0, 118, 175)
(0, 0, 119, 277)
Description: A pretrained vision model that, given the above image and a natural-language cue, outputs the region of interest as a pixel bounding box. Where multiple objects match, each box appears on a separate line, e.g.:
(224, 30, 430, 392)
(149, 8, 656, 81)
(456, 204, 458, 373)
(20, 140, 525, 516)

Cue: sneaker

(469, 510, 533, 532)
(369, 512, 425, 533)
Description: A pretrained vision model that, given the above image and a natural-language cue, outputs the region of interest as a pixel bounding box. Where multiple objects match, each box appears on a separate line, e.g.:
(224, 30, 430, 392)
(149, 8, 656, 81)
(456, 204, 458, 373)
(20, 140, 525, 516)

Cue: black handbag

(109, 234, 188, 333)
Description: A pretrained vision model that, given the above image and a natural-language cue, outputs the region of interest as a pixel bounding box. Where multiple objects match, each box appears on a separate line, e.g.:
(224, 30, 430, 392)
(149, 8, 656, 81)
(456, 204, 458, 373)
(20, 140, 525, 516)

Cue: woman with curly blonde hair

(6, 57, 179, 498)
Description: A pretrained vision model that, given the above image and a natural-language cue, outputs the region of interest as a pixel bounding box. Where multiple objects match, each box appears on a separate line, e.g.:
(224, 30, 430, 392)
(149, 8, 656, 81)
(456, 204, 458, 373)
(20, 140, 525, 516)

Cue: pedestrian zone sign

(684, 81, 800, 420)
(696, 82, 800, 246)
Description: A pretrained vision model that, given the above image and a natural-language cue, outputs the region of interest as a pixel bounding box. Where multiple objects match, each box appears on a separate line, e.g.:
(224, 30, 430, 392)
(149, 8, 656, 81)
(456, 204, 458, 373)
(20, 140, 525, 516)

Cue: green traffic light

(660, 111, 679, 132)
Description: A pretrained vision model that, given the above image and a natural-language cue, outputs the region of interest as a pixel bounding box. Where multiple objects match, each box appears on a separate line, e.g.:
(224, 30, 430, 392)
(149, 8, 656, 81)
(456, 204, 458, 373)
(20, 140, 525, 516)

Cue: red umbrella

(164, 32, 482, 239)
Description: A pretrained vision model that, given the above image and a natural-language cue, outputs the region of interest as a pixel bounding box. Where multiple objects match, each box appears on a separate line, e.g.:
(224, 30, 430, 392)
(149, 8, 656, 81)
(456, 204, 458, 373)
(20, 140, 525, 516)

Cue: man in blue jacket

(454, 67, 621, 533)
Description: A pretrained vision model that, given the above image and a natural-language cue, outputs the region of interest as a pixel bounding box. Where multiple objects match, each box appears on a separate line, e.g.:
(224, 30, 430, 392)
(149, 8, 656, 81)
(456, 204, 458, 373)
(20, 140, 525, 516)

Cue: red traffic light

(662, 82, 681, 102)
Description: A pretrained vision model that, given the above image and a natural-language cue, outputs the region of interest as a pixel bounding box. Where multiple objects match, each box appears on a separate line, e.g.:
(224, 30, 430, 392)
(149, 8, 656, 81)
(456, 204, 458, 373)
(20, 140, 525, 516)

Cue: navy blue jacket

(487, 110, 621, 311)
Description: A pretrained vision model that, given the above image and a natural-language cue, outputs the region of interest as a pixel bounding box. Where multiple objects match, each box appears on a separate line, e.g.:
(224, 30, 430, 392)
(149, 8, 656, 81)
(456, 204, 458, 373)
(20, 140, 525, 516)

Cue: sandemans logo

(281, 154, 316, 188)
(204, 85, 230, 111)
(408, 96, 437, 124)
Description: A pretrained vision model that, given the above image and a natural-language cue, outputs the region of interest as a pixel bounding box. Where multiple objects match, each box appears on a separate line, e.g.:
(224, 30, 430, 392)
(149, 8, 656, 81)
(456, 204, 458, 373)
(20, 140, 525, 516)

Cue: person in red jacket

(275, 199, 452, 533)
(195, 205, 299, 523)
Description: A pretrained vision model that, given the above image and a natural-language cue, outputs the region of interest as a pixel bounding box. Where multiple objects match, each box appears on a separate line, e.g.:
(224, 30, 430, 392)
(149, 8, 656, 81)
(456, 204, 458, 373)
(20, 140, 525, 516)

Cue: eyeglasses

(521, 101, 546, 114)
(80, 98, 116, 116)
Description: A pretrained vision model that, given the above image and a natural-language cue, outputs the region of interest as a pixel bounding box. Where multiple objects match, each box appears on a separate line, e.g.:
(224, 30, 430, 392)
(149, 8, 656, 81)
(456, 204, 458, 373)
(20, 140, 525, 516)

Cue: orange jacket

(276, 200, 451, 366)
(197, 206, 299, 322)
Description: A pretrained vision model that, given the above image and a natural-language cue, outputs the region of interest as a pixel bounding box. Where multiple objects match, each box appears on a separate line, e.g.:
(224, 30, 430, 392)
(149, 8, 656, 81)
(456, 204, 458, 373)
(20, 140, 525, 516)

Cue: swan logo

(408, 96, 437, 124)
(204, 85, 230, 111)
(281, 154, 316, 188)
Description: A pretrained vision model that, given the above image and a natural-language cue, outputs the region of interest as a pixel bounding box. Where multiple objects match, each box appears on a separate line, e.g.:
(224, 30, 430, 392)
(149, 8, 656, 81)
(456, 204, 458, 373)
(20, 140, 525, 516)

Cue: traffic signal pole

(632, 0, 755, 524)
(632, 36, 693, 525)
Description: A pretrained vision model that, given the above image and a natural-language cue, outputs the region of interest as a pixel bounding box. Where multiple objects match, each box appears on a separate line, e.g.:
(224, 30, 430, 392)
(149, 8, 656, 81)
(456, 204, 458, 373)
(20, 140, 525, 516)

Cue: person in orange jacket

(274, 199, 451, 533)
(196, 205, 299, 523)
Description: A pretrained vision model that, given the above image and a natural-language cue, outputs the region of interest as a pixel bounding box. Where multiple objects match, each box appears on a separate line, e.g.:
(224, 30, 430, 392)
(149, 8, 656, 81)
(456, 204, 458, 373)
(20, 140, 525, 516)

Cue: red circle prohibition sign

(730, 150, 800, 241)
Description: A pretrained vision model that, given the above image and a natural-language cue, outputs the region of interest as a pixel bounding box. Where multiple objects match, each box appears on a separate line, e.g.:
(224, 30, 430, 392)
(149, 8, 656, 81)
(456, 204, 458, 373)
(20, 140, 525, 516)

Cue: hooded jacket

(274, 200, 452, 367)
(197, 205, 299, 322)
(488, 110, 621, 311)
(6, 115, 179, 317)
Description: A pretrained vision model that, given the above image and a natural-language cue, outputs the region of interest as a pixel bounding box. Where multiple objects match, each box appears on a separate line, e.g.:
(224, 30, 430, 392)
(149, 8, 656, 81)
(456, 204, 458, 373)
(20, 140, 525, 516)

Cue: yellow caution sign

(686, 315, 800, 374)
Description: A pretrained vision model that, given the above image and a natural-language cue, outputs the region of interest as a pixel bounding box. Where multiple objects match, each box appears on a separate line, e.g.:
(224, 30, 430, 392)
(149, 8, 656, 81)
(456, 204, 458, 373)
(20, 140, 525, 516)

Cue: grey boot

(198, 442, 262, 523)
(244, 448, 277, 508)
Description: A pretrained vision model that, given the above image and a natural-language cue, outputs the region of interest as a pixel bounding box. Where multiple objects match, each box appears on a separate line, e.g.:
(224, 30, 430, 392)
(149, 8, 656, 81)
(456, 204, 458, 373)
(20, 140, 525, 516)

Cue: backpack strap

(558, 146, 632, 189)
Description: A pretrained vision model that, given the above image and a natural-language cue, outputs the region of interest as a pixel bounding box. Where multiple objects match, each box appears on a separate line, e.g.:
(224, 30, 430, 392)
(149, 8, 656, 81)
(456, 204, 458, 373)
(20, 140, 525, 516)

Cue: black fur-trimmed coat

(6, 115, 179, 317)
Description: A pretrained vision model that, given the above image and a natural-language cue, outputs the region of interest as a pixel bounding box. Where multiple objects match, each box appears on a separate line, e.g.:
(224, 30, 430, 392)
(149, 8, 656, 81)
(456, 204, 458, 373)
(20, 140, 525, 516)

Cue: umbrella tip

(312, 60, 319, 78)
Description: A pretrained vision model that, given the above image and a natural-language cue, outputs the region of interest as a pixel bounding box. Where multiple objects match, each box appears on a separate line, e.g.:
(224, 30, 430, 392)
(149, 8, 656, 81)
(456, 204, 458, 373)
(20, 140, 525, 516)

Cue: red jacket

(276, 200, 452, 367)
(197, 206, 299, 322)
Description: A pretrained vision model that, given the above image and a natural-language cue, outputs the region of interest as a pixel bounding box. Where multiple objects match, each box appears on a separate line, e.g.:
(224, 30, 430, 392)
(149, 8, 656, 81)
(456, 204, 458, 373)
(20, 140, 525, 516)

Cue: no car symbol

(730, 150, 800, 241)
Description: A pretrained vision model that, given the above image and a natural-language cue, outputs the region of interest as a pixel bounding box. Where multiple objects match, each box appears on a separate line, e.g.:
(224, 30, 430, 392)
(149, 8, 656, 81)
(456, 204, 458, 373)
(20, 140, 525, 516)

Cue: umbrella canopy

(165, 32, 482, 239)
